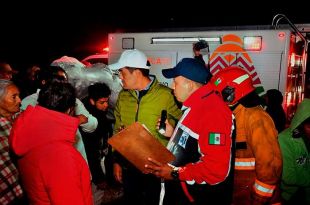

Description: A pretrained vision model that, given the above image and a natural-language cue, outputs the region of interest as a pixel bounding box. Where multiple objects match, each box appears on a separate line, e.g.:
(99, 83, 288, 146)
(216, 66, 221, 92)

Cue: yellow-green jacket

(113, 77, 182, 146)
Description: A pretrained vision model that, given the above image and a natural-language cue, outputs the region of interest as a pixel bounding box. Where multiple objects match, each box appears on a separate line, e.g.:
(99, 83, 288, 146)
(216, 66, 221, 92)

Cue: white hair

(0, 79, 14, 100)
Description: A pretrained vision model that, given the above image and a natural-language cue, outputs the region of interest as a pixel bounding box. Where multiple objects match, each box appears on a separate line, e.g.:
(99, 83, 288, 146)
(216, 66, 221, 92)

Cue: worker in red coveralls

(145, 58, 235, 205)
(211, 66, 282, 205)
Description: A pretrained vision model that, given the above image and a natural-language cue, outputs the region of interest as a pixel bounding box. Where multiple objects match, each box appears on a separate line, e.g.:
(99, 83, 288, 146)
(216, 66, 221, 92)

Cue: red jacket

(9, 105, 93, 205)
(165, 84, 234, 204)
(175, 84, 234, 184)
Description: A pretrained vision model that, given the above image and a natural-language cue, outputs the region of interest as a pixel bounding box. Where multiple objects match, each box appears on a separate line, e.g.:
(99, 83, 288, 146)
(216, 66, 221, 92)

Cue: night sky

(1, 4, 310, 71)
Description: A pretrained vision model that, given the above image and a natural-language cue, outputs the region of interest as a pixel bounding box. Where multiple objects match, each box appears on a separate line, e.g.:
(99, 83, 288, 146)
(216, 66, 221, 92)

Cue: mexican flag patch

(214, 78, 221, 86)
(209, 133, 225, 145)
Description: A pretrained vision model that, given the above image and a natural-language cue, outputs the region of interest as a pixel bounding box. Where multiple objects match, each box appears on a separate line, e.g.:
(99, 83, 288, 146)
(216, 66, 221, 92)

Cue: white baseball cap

(109, 49, 150, 70)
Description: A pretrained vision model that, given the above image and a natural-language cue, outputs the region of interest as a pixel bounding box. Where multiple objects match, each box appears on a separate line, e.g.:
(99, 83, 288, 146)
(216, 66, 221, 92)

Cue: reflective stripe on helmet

(233, 74, 250, 84)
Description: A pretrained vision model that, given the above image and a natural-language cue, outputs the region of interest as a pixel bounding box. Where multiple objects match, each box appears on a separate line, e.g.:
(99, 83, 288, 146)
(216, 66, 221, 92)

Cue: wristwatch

(170, 167, 179, 181)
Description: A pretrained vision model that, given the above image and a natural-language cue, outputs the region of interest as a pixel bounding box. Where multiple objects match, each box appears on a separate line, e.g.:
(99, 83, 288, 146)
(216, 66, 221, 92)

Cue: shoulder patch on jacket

(209, 133, 226, 145)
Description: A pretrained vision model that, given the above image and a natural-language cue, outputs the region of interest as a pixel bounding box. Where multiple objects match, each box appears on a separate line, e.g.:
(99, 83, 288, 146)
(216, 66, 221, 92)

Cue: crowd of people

(0, 44, 309, 205)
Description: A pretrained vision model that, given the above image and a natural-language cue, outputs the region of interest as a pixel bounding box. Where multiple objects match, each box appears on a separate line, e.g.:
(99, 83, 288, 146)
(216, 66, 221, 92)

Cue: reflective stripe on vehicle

(253, 179, 275, 197)
(234, 157, 255, 170)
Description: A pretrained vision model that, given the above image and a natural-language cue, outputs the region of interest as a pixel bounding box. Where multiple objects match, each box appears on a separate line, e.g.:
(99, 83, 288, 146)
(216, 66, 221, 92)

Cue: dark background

(1, 4, 310, 71)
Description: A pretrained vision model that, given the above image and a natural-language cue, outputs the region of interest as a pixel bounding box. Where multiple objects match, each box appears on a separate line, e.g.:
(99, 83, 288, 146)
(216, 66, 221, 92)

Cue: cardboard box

(108, 122, 175, 172)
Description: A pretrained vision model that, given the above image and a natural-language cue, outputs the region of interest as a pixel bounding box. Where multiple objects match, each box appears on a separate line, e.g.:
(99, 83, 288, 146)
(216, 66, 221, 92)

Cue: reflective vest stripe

(234, 158, 255, 170)
(253, 179, 275, 197)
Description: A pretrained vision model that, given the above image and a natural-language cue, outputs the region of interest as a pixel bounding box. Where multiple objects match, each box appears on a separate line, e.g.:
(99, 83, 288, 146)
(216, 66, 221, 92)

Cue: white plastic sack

(51, 56, 122, 120)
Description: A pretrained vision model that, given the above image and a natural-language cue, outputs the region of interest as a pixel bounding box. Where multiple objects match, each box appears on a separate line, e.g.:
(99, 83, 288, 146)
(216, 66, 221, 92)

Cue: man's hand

(157, 119, 174, 138)
(76, 114, 88, 125)
(113, 163, 123, 183)
(144, 157, 174, 180)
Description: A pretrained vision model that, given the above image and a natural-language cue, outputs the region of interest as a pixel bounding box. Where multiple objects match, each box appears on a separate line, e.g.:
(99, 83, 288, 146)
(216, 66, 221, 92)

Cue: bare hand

(157, 119, 174, 138)
(144, 157, 173, 180)
(76, 114, 88, 125)
(113, 163, 123, 183)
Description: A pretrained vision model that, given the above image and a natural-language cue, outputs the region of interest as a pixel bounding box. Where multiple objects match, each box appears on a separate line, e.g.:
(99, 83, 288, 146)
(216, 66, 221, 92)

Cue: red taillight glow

(290, 53, 302, 67)
(290, 53, 296, 67)
(103, 47, 109, 52)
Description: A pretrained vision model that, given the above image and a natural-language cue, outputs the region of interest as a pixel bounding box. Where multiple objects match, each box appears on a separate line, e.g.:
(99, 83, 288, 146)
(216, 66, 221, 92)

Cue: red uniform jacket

(165, 84, 234, 204)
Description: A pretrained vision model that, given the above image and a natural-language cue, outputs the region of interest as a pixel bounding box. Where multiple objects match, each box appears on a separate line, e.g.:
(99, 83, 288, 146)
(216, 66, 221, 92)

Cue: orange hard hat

(211, 66, 255, 105)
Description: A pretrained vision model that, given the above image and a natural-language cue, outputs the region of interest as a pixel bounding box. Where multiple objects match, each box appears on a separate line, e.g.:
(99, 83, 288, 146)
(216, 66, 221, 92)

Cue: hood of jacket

(290, 98, 310, 131)
(9, 105, 79, 157)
